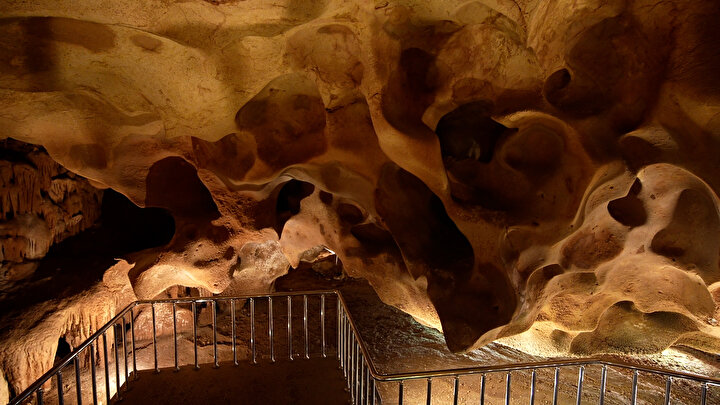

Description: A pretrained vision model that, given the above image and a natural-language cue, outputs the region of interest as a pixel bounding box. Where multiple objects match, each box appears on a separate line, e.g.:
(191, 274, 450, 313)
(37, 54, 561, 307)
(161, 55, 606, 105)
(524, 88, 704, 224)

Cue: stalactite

(0, 140, 103, 280)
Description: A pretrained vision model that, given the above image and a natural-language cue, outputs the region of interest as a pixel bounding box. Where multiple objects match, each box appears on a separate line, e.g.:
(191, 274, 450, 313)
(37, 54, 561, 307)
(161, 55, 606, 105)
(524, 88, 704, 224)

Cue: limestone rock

(0, 139, 102, 281)
(1, 0, 720, 397)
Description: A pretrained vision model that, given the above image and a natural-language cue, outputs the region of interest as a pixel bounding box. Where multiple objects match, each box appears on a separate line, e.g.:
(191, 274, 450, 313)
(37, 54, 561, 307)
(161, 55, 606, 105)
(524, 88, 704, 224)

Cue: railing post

(664, 376, 672, 405)
(576, 366, 584, 405)
(303, 294, 309, 359)
(192, 301, 198, 369)
(231, 299, 238, 366)
(56, 370, 64, 405)
(74, 356, 82, 405)
(529, 370, 536, 405)
(360, 359, 365, 404)
(269, 296, 275, 363)
(114, 323, 122, 399)
(103, 333, 110, 405)
(453, 375, 459, 405)
(172, 302, 178, 371)
(321, 294, 326, 358)
(130, 307, 137, 380)
(121, 314, 128, 390)
(288, 296, 293, 361)
(250, 298, 256, 364)
(36, 387, 44, 405)
(151, 302, 158, 373)
(90, 342, 97, 404)
(426, 377, 432, 405)
(351, 338, 356, 402)
(504, 372, 511, 405)
(701, 382, 707, 405)
(398, 380, 404, 405)
(479, 373, 486, 405)
(336, 297, 341, 362)
(552, 367, 560, 405)
(346, 316, 351, 377)
(212, 300, 218, 368)
(599, 365, 607, 405)
(631, 370, 638, 405)
(366, 366, 371, 405)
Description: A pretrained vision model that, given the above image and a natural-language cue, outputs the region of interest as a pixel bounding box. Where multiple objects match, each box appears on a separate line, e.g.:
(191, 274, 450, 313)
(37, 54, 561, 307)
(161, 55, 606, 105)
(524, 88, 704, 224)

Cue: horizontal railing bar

(11, 288, 720, 405)
(365, 358, 720, 383)
(135, 290, 336, 305)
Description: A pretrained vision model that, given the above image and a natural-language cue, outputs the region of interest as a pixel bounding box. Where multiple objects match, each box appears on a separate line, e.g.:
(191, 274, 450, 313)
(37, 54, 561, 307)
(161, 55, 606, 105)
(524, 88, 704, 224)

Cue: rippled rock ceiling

(1, 0, 720, 397)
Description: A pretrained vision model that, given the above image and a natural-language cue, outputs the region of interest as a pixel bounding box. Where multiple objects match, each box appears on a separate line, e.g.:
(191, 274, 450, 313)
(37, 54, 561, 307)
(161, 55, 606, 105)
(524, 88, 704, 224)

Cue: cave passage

(0, 189, 175, 313)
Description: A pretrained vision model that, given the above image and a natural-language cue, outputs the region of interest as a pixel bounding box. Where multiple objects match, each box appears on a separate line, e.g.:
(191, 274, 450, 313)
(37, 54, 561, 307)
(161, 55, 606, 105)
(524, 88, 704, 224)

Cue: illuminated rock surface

(1, 0, 720, 400)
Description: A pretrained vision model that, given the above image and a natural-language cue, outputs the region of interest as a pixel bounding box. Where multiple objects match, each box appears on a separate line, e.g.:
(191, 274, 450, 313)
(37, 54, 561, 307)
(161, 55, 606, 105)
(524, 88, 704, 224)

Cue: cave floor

(109, 358, 350, 405)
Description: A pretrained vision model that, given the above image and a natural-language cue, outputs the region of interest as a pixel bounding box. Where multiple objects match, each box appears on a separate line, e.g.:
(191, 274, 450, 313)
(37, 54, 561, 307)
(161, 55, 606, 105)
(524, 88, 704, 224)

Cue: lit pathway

(110, 357, 349, 405)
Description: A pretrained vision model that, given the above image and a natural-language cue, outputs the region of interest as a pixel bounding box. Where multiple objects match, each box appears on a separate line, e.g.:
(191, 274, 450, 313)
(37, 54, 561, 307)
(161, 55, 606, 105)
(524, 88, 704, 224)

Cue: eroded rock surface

(0, 139, 102, 282)
(1, 0, 720, 399)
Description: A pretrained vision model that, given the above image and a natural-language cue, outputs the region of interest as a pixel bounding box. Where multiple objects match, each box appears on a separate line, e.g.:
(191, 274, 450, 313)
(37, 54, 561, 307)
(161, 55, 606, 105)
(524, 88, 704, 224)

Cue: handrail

(9, 289, 720, 405)
(10, 302, 137, 405)
(337, 290, 720, 384)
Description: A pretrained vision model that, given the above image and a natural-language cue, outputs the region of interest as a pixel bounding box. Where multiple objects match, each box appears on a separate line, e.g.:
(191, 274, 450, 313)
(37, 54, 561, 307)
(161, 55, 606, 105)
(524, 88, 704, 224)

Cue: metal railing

(336, 292, 720, 405)
(9, 290, 337, 405)
(9, 289, 720, 405)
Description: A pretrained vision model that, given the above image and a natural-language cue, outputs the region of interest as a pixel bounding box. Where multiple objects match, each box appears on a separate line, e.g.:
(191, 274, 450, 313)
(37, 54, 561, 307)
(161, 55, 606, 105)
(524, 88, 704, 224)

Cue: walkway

(110, 358, 349, 405)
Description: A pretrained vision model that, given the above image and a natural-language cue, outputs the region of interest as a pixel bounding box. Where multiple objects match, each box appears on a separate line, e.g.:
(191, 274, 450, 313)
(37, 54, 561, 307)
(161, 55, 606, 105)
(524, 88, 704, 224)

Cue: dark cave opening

(54, 337, 71, 364)
(0, 189, 176, 313)
(145, 156, 220, 219)
(101, 188, 175, 252)
(274, 179, 315, 235)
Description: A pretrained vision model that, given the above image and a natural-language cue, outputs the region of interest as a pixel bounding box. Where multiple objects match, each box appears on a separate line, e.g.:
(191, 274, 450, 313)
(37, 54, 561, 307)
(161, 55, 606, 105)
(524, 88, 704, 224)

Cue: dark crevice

(607, 178, 647, 227)
(0, 189, 175, 313)
(435, 101, 510, 163)
(274, 180, 315, 235)
(54, 337, 71, 363)
(102, 189, 175, 251)
(145, 157, 220, 219)
(375, 163, 515, 351)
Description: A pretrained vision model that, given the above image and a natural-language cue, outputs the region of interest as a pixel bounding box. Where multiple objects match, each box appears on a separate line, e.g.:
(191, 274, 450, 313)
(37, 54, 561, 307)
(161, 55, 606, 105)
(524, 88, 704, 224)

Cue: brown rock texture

(0, 139, 102, 281)
(1, 0, 720, 398)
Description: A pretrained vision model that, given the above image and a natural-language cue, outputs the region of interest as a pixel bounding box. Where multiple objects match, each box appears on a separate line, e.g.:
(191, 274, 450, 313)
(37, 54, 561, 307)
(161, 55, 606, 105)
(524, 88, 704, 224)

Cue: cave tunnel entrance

(54, 337, 71, 364)
(0, 188, 176, 313)
(274, 179, 315, 235)
(101, 188, 175, 252)
(145, 157, 220, 219)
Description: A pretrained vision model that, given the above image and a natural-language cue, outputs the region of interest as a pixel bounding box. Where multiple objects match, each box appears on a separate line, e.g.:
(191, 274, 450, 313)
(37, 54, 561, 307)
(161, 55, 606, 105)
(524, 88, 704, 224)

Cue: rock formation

(1, 0, 720, 399)
(0, 139, 102, 281)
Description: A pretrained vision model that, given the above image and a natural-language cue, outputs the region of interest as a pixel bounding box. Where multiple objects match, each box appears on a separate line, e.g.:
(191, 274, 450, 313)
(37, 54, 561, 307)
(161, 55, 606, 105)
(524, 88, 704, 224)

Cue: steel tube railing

(9, 289, 720, 405)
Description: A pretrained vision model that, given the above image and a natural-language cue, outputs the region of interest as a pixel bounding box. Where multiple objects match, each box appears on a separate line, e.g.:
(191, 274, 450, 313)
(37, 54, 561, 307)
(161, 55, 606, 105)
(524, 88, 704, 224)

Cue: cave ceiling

(1, 0, 720, 380)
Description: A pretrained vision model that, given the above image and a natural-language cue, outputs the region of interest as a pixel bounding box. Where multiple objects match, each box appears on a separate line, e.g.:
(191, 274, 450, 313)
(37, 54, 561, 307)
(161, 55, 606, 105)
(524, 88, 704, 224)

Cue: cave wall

(0, 139, 102, 281)
(1, 0, 720, 397)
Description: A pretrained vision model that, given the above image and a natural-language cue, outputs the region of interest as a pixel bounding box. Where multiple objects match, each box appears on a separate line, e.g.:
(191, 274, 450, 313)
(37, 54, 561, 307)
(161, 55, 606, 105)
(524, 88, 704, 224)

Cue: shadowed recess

(145, 157, 220, 219)
(375, 163, 514, 351)
(607, 178, 647, 227)
(435, 101, 508, 163)
(274, 179, 315, 236)
(381, 48, 438, 134)
(651, 188, 720, 284)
